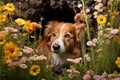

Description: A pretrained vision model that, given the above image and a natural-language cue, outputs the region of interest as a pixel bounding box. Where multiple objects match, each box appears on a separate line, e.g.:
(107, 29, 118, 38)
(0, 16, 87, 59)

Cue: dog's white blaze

(51, 23, 67, 66)
(51, 23, 66, 53)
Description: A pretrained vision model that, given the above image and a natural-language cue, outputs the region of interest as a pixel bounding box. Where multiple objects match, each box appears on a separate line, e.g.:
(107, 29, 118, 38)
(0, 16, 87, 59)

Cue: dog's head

(43, 21, 83, 57)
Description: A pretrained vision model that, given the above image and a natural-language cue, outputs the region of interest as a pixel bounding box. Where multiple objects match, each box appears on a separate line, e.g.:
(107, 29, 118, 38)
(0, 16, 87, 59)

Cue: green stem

(81, 0, 91, 41)
(81, 0, 95, 69)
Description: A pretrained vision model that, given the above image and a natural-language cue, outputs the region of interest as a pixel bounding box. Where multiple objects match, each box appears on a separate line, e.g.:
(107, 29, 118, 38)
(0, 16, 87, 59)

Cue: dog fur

(37, 21, 82, 74)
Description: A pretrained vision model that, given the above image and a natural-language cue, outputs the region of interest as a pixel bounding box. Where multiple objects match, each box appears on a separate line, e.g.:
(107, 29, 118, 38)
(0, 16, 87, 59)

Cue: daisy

(15, 18, 26, 26)
(24, 21, 35, 34)
(4, 41, 19, 61)
(0, 35, 6, 45)
(97, 15, 107, 25)
(0, 14, 7, 22)
(3, 3, 15, 12)
(115, 57, 120, 68)
(29, 65, 40, 76)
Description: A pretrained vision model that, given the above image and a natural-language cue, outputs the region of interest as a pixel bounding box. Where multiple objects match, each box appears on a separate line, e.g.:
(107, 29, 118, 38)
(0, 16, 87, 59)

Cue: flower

(110, 29, 119, 35)
(110, 10, 119, 18)
(4, 27, 18, 33)
(19, 64, 28, 69)
(15, 18, 26, 26)
(0, 14, 7, 22)
(115, 57, 120, 68)
(78, 4, 82, 8)
(0, 35, 6, 45)
(3, 3, 15, 12)
(31, 22, 42, 29)
(74, 13, 84, 22)
(83, 74, 91, 80)
(67, 57, 82, 64)
(29, 65, 40, 76)
(86, 41, 93, 46)
(116, 37, 120, 45)
(97, 15, 107, 25)
(24, 21, 34, 34)
(94, 3, 104, 12)
(4, 41, 19, 62)
(3, 55, 12, 63)
(22, 46, 34, 54)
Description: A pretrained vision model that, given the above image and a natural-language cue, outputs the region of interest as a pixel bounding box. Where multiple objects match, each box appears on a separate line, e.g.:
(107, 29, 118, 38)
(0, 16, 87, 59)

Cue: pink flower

(19, 56, 28, 63)
(19, 64, 28, 69)
(74, 13, 84, 22)
(31, 22, 42, 29)
(36, 55, 47, 60)
(86, 41, 93, 46)
(83, 74, 91, 80)
(22, 46, 34, 54)
(67, 57, 82, 64)
(93, 75, 101, 80)
(5, 27, 18, 32)
(76, 23, 85, 30)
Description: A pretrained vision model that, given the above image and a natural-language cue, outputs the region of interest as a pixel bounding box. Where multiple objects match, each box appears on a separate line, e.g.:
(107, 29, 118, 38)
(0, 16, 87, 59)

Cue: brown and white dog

(37, 21, 83, 74)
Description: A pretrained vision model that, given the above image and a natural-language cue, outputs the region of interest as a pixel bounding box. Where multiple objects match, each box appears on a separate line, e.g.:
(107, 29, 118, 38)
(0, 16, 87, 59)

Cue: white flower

(84, 54, 91, 62)
(86, 57, 91, 62)
(5, 27, 18, 33)
(19, 64, 28, 69)
(94, 3, 104, 12)
(78, 4, 82, 8)
(86, 8, 90, 13)
(86, 41, 93, 46)
(18, 51, 23, 56)
(19, 56, 28, 63)
(96, 0, 102, 2)
(110, 29, 119, 35)
(36, 55, 47, 60)
(105, 28, 113, 31)
(84, 54, 89, 58)
(92, 38, 98, 43)
(67, 57, 82, 64)
(93, 11, 98, 15)
(98, 30, 104, 37)
(22, 46, 34, 54)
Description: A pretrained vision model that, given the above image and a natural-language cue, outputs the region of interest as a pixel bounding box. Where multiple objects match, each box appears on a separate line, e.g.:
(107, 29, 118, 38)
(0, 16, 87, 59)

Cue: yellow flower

(110, 10, 119, 18)
(0, 35, 6, 45)
(0, 14, 7, 22)
(15, 18, 26, 26)
(116, 37, 120, 45)
(119, 26, 120, 32)
(3, 3, 15, 12)
(4, 41, 19, 61)
(29, 65, 40, 76)
(115, 57, 120, 68)
(24, 21, 35, 34)
(3, 55, 12, 63)
(97, 15, 107, 25)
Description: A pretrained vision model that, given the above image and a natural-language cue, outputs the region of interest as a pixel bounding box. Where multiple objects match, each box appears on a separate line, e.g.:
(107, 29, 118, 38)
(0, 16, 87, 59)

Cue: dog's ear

(43, 21, 58, 42)
(75, 23, 85, 47)
(43, 23, 52, 42)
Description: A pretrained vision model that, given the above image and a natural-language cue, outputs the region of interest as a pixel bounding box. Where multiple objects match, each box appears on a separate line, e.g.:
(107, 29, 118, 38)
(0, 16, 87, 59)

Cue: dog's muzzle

(51, 39, 65, 53)
(52, 43, 60, 52)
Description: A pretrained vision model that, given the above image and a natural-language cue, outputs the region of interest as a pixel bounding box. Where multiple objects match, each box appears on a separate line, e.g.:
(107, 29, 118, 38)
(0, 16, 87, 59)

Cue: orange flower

(116, 37, 120, 45)
(24, 21, 35, 34)
(110, 10, 119, 18)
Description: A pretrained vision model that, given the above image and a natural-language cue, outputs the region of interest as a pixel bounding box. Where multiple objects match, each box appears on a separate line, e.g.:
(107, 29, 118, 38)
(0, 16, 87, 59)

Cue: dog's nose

(53, 44, 60, 50)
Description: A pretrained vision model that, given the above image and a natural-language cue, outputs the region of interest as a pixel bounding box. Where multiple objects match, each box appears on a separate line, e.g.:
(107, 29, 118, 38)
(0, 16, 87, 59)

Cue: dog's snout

(53, 44, 60, 50)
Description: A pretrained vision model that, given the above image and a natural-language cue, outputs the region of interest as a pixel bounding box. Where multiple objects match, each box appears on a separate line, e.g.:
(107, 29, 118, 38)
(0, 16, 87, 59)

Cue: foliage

(0, 0, 120, 80)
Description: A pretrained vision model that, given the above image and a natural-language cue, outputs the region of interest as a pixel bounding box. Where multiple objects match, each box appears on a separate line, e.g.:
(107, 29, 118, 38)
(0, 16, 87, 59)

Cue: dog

(37, 21, 83, 75)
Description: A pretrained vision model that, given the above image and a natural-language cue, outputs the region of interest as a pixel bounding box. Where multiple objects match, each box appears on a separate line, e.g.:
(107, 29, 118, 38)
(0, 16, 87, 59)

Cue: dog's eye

(64, 33, 70, 38)
(52, 32, 56, 37)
